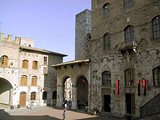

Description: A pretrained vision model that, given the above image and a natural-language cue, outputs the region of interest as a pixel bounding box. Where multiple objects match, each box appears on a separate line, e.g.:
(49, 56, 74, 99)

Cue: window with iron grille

(20, 75, 28, 86)
(102, 71, 111, 86)
(44, 56, 47, 65)
(124, 0, 133, 8)
(22, 60, 28, 68)
(125, 69, 134, 86)
(104, 33, 111, 50)
(1, 55, 8, 67)
(31, 76, 37, 86)
(32, 61, 38, 69)
(124, 25, 134, 44)
(153, 66, 160, 86)
(43, 91, 47, 100)
(31, 92, 36, 100)
(152, 16, 160, 39)
(103, 3, 110, 17)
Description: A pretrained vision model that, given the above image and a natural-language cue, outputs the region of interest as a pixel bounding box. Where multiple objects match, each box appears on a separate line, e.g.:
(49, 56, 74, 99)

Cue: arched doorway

(0, 78, 13, 106)
(19, 92, 26, 107)
(63, 77, 72, 107)
(77, 76, 88, 110)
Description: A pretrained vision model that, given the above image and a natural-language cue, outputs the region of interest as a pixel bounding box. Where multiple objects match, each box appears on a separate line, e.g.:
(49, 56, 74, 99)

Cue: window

(124, 0, 133, 8)
(103, 3, 110, 17)
(31, 92, 36, 100)
(44, 57, 47, 65)
(31, 76, 37, 86)
(104, 33, 111, 50)
(125, 69, 134, 86)
(22, 60, 28, 68)
(20, 75, 28, 86)
(43, 91, 47, 100)
(102, 71, 111, 86)
(124, 25, 134, 44)
(152, 16, 160, 39)
(1, 55, 8, 67)
(32, 61, 38, 69)
(153, 66, 160, 86)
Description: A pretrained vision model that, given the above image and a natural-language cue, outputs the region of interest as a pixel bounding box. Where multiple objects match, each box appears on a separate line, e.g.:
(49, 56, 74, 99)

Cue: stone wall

(90, 0, 160, 117)
(75, 9, 91, 60)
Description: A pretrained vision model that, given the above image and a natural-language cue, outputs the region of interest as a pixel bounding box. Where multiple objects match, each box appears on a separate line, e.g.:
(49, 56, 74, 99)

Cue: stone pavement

(0, 106, 124, 120)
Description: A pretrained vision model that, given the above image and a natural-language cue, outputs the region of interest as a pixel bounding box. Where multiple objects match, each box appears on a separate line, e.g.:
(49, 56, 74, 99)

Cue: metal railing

(140, 93, 160, 117)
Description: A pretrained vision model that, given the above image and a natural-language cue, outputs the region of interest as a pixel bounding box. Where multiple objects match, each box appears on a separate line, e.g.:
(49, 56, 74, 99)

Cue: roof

(19, 45, 67, 56)
(52, 59, 90, 67)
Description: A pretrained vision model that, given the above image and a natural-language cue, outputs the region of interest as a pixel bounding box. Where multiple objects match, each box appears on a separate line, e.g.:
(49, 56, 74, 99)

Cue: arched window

(152, 16, 160, 39)
(1, 55, 8, 67)
(20, 75, 28, 86)
(31, 92, 36, 100)
(32, 61, 38, 69)
(31, 76, 37, 86)
(103, 3, 110, 17)
(124, 25, 134, 44)
(124, 0, 133, 8)
(125, 69, 134, 86)
(104, 33, 111, 50)
(22, 60, 28, 68)
(42, 91, 47, 100)
(153, 66, 160, 86)
(102, 71, 111, 86)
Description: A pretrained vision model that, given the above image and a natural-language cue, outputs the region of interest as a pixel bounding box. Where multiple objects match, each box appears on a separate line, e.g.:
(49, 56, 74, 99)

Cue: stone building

(53, 0, 160, 119)
(0, 33, 66, 109)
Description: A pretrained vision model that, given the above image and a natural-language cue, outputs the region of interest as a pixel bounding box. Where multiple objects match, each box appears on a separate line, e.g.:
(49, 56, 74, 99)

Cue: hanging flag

(81, 79, 86, 85)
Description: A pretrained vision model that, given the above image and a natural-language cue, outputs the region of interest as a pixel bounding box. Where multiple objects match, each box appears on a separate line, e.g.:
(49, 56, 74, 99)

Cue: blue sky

(0, 0, 91, 62)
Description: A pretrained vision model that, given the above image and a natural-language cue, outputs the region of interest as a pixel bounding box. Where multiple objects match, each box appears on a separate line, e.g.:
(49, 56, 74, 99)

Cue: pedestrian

(31, 102, 34, 110)
(51, 100, 53, 107)
(65, 103, 67, 110)
(62, 110, 65, 120)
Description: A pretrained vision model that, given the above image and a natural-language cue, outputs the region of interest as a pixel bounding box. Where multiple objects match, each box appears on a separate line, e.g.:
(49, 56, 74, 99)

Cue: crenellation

(15, 37, 20, 44)
(8, 35, 12, 41)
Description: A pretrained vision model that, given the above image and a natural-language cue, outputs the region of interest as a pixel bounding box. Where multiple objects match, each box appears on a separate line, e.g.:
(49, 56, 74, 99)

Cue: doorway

(126, 93, 135, 114)
(19, 92, 26, 107)
(104, 95, 111, 112)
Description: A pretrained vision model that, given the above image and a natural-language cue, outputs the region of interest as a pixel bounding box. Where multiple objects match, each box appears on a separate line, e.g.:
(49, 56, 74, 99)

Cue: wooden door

(19, 92, 26, 107)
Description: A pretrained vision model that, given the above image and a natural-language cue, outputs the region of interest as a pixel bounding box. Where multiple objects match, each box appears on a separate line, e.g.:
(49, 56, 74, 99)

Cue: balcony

(119, 41, 137, 53)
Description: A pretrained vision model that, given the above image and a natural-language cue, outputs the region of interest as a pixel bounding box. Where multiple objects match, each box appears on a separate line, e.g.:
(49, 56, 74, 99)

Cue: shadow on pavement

(0, 109, 61, 120)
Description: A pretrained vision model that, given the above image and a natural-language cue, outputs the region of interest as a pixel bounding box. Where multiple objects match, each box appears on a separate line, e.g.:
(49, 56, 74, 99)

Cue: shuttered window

(31, 76, 37, 86)
(32, 61, 38, 69)
(1, 55, 8, 67)
(31, 92, 36, 100)
(104, 33, 111, 50)
(125, 25, 134, 44)
(152, 16, 160, 39)
(22, 60, 28, 68)
(20, 75, 28, 86)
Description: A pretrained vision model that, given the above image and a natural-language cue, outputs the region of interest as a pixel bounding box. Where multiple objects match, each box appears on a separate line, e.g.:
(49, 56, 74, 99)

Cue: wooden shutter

(31, 92, 36, 100)
(131, 93, 135, 114)
(20, 76, 27, 86)
(22, 60, 28, 68)
(31, 76, 37, 86)
(33, 61, 38, 69)
(1, 56, 8, 67)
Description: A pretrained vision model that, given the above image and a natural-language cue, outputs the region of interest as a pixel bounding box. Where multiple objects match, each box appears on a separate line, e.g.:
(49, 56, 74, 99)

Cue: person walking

(62, 110, 65, 120)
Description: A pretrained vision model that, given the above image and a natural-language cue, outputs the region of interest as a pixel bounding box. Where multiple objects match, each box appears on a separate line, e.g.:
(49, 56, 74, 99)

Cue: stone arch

(101, 64, 111, 73)
(76, 75, 88, 110)
(0, 77, 13, 106)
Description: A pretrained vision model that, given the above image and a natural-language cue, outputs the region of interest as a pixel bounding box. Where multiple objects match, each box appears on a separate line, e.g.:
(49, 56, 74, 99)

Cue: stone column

(56, 85, 63, 108)
(71, 85, 77, 109)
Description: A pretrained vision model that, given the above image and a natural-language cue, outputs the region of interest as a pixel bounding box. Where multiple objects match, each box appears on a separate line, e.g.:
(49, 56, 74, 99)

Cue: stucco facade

(0, 33, 66, 108)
